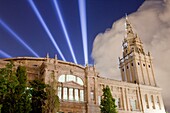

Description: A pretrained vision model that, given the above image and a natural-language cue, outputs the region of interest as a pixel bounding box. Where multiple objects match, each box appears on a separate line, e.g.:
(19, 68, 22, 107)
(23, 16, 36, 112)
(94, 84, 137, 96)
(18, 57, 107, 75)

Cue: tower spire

(125, 14, 134, 37)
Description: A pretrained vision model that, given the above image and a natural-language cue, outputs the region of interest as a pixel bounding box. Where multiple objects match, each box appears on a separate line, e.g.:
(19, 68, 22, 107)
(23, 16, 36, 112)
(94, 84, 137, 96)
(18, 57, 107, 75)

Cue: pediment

(62, 81, 83, 89)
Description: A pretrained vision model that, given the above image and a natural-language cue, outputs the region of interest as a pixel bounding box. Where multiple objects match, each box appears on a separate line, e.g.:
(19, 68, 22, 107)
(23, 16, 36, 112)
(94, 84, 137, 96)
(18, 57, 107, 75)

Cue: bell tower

(119, 15, 156, 86)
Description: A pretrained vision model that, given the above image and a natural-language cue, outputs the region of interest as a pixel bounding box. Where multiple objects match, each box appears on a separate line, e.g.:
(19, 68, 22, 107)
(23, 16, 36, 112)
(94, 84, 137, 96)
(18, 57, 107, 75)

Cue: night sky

(0, 0, 144, 65)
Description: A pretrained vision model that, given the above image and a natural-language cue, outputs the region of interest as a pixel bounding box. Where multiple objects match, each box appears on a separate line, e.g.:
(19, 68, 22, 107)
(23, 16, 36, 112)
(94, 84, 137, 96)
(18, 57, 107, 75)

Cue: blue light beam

(0, 50, 12, 58)
(53, 0, 77, 64)
(0, 19, 39, 57)
(28, 0, 66, 61)
(78, 0, 88, 64)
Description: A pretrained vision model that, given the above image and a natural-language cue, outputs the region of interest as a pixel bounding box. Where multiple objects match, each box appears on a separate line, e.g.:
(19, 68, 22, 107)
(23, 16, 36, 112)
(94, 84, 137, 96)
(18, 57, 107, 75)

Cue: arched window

(58, 75, 65, 82)
(58, 74, 84, 85)
(57, 74, 84, 102)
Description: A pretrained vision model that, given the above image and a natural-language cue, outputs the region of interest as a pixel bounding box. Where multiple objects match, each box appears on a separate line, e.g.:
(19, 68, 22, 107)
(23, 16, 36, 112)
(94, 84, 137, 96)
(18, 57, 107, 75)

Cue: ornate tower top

(122, 15, 144, 57)
(119, 16, 156, 86)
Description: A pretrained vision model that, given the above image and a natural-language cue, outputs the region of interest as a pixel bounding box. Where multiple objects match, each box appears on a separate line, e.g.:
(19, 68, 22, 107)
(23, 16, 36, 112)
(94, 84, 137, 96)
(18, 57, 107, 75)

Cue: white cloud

(92, 0, 170, 111)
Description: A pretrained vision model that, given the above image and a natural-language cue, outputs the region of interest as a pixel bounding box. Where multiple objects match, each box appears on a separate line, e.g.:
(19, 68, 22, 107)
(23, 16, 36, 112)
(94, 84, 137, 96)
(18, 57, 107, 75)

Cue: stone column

(78, 89, 80, 101)
(159, 94, 165, 111)
(67, 87, 69, 101)
(125, 88, 130, 111)
(73, 88, 75, 101)
(94, 77, 98, 105)
(136, 86, 142, 111)
(122, 87, 127, 111)
(61, 85, 63, 100)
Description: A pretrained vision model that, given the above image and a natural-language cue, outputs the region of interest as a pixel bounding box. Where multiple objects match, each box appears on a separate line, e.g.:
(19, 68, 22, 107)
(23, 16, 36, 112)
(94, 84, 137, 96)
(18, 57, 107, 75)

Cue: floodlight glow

(0, 19, 39, 57)
(0, 50, 12, 58)
(78, 0, 88, 64)
(28, 0, 66, 61)
(53, 0, 77, 64)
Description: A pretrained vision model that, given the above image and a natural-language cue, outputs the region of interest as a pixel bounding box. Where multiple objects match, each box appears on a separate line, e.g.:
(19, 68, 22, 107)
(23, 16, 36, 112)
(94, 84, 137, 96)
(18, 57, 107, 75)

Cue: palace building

(0, 17, 166, 113)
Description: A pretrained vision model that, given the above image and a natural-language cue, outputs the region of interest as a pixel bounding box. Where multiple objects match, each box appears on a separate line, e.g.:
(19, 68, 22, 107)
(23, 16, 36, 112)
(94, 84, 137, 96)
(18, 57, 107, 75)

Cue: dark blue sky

(0, 0, 144, 65)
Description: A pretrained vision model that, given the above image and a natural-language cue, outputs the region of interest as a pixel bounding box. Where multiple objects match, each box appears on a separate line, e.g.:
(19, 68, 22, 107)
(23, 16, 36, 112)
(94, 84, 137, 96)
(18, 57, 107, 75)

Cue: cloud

(92, 0, 170, 112)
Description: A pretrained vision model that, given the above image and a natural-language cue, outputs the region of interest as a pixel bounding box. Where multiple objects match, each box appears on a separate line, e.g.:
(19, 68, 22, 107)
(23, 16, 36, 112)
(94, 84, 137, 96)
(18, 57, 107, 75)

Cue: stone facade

(0, 18, 166, 113)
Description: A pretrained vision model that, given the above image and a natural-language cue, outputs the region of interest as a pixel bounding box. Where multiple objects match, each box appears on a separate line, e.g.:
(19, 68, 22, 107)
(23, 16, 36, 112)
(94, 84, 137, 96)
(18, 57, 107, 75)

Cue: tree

(29, 79, 47, 113)
(43, 73, 60, 113)
(0, 62, 17, 104)
(0, 63, 31, 113)
(14, 66, 32, 113)
(0, 62, 19, 113)
(100, 85, 117, 113)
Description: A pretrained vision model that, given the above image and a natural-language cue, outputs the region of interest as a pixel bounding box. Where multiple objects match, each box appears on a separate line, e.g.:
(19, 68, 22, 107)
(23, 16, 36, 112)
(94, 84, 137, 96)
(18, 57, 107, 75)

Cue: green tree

(43, 73, 60, 113)
(0, 63, 31, 113)
(0, 62, 17, 104)
(14, 66, 32, 113)
(100, 85, 117, 113)
(0, 62, 19, 113)
(30, 79, 47, 113)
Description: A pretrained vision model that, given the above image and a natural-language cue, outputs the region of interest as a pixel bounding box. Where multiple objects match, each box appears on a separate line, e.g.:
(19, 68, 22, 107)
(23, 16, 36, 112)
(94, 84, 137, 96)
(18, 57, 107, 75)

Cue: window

(98, 96, 101, 105)
(63, 87, 68, 100)
(131, 63, 133, 66)
(58, 75, 65, 82)
(143, 64, 145, 67)
(66, 75, 76, 82)
(77, 77, 83, 85)
(58, 87, 62, 99)
(74, 89, 79, 101)
(148, 65, 151, 68)
(122, 69, 124, 72)
(130, 99, 137, 111)
(91, 91, 94, 100)
(118, 98, 121, 108)
(115, 98, 121, 108)
(138, 62, 140, 65)
(80, 90, 84, 101)
(69, 88, 73, 101)
(115, 98, 118, 107)
(127, 66, 129, 69)
(145, 94, 149, 109)
(151, 95, 155, 109)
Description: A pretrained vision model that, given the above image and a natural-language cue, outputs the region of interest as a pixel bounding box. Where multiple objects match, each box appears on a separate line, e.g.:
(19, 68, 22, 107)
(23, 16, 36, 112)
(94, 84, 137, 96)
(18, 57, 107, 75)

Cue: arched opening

(57, 74, 84, 102)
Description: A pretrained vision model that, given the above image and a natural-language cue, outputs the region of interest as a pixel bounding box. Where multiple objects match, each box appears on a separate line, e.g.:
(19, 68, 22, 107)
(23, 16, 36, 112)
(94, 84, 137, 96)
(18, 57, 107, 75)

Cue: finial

(55, 54, 57, 60)
(125, 13, 128, 20)
(46, 53, 49, 58)
(125, 13, 130, 26)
